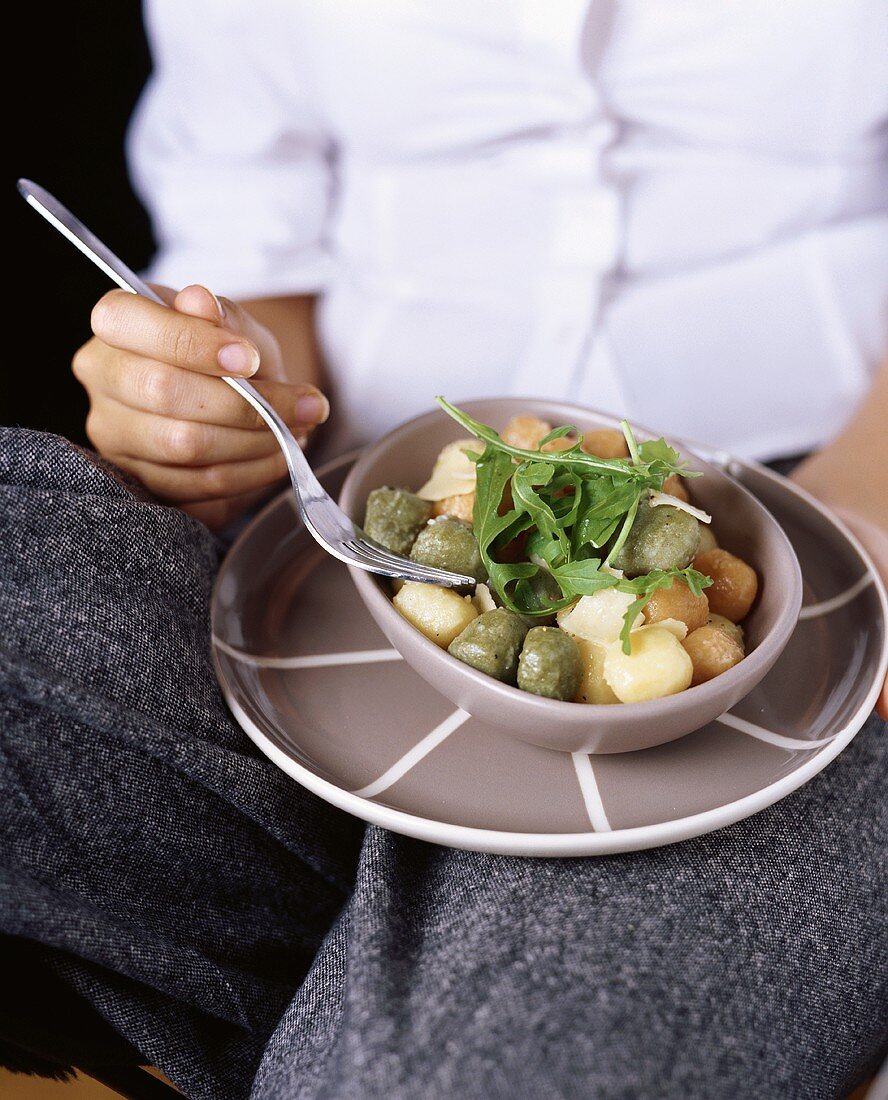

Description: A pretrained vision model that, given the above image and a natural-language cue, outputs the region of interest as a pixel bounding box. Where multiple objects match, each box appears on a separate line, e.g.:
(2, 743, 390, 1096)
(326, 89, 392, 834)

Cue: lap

(2, 428, 885, 1100)
(260, 715, 886, 1099)
(0, 428, 363, 1097)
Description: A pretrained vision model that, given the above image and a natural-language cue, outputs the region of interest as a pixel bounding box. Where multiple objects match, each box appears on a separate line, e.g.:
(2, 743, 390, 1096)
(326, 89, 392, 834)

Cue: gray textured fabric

(0, 428, 363, 1097)
(254, 745, 888, 1100)
(1, 427, 886, 1100)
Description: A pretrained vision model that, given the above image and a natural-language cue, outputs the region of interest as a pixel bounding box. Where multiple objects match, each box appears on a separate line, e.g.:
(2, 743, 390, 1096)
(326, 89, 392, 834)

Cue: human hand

(74, 284, 329, 530)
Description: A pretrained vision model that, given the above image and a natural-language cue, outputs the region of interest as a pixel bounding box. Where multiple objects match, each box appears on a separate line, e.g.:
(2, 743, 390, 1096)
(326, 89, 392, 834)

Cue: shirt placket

(510, 0, 628, 416)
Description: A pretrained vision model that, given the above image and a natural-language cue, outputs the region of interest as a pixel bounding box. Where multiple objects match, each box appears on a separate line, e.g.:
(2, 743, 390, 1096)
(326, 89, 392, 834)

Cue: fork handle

(16, 178, 327, 507)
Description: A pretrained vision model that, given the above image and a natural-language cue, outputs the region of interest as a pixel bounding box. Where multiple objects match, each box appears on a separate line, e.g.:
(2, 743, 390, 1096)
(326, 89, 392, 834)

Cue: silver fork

(18, 179, 474, 587)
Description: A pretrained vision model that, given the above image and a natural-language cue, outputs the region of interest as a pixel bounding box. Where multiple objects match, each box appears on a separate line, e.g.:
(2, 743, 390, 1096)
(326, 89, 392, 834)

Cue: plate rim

(213, 454, 888, 857)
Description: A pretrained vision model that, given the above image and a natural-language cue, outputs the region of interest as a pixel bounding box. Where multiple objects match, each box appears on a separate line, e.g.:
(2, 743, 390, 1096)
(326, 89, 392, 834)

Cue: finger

(147, 283, 178, 307)
(180, 488, 277, 532)
(91, 289, 260, 377)
(877, 676, 887, 721)
(87, 399, 286, 466)
(107, 450, 289, 502)
(82, 352, 328, 430)
(173, 284, 272, 356)
(172, 284, 222, 322)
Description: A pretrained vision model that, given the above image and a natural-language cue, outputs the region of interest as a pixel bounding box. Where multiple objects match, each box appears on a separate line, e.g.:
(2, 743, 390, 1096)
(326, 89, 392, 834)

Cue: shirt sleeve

(128, 0, 335, 300)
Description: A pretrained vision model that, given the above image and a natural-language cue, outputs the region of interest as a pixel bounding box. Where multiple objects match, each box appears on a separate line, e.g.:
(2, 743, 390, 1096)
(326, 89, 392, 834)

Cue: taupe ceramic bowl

(339, 399, 803, 753)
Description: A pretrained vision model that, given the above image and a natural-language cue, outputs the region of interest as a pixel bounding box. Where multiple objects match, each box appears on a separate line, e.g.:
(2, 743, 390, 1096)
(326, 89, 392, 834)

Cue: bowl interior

(338, 398, 801, 753)
(341, 397, 796, 657)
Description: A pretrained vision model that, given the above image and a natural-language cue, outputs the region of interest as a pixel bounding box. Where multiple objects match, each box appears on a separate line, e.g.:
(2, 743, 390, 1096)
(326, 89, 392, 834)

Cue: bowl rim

(340, 397, 804, 720)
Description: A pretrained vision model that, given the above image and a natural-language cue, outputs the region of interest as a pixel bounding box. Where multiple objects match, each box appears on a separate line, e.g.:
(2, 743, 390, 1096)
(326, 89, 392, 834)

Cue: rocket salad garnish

(436, 397, 712, 654)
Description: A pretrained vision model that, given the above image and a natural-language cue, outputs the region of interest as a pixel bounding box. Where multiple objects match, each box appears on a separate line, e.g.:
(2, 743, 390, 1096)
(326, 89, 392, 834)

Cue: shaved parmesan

(417, 439, 478, 501)
(557, 589, 644, 645)
(648, 490, 711, 524)
(634, 617, 688, 640)
(473, 583, 497, 614)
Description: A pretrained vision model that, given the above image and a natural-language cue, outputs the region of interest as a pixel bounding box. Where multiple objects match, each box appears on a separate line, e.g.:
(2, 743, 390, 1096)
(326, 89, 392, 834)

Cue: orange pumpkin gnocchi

(693, 548, 758, 622)
(682, 624, 745, 685)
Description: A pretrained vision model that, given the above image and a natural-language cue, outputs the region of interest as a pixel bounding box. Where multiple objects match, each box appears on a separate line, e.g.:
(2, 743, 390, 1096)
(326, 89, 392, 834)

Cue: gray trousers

(1, 427, 885, 1100)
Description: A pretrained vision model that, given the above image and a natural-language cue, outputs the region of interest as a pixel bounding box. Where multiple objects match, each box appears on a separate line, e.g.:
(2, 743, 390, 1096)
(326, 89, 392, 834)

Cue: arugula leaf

(471, 443, 524, 547)
(445, 399, 713, 642)
(437, 396, 696, 487)
(511, 462, 560, 545)
(524, 530, 561, 567)
(538, 424, 580, 450)
(637, 436, 703, 482)
(437, 397, 640, 476)
(572, 478, 634, 553)
(604, 492, 642, 567)
(637, 437, 679, 465)
(470, 444, 537, 609)
(550, 558, 621, 597)
(488, 562, 542, 613)
(621, 419, 642, 464)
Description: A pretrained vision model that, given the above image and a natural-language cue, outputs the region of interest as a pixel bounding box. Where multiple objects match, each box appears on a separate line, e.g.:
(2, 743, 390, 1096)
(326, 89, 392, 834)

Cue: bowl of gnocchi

(339, 398, 803, 753)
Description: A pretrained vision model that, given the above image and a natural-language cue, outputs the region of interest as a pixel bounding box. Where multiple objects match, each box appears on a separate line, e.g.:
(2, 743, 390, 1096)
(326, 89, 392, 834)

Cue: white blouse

(130, 0, 888, 461)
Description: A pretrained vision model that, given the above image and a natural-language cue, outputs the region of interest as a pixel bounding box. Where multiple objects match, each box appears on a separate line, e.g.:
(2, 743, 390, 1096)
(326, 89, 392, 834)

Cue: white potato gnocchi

(573, 638, 620, 705)
(393, 582, 479, 648)
(602, 626, 694, 703)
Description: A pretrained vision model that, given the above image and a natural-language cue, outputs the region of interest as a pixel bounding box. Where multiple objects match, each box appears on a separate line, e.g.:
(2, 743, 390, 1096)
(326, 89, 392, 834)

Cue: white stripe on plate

(717, 712, 836, 751)
(353, 709, 471, 799)
(213, 637, 403, 669)
(571, 754, 612, 833)
(798, 572, 875, 620)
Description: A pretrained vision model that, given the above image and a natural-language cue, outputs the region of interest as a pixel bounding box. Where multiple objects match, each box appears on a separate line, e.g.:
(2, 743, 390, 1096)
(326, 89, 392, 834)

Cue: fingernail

(206, 288, 225, 321)
(218, 343, 259, 376)
(295, 393, 329, 424)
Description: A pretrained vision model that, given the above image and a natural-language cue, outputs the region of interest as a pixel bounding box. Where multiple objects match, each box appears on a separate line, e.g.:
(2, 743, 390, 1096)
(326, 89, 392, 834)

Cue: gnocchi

(642, 579, 709, 634)
(372, 406, 760, 706)
(581, 428, 630, 460)
(431, 492, 475, 524)
(393, 582, 479, 648)
(364, 487, 431, 556)
(410, 516, 487, 583)
(706, 613, 744, 649)
(682, 624, 745, 685)
(693, 548, 758, 623)
(603, 626, 694, 703)
(448, 608, 527, 683)
(502, 416, 552, 450)
(610, 499, 701, 577)
(517, 627, 582, 700)
(573, 638, 620, 705)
